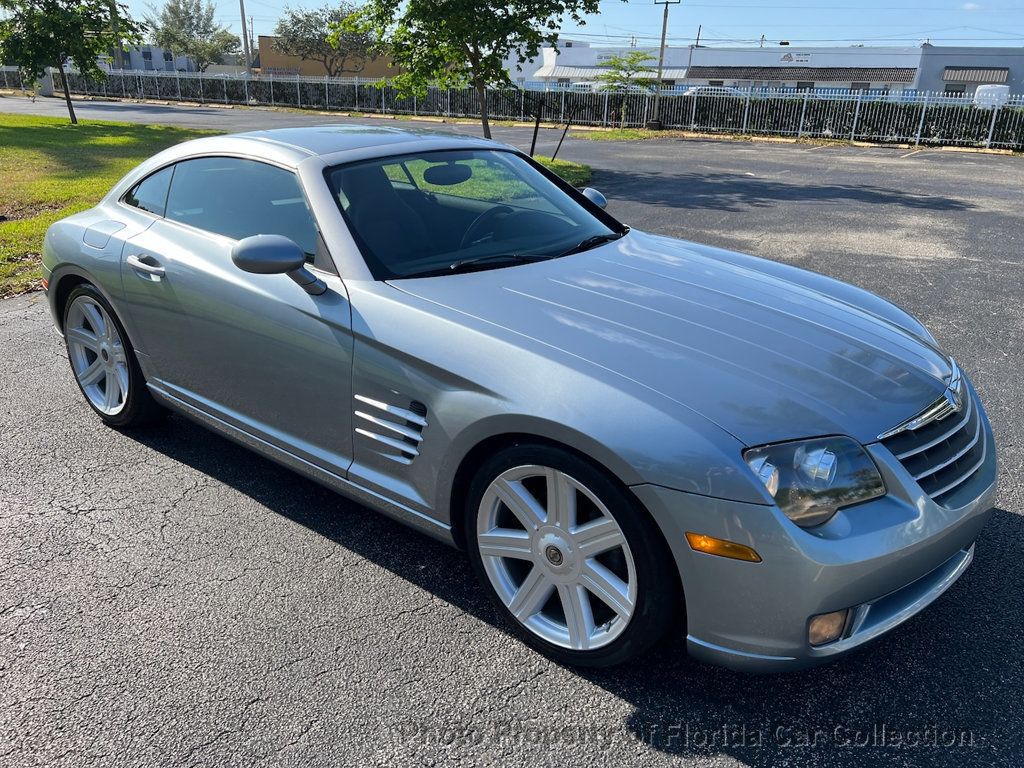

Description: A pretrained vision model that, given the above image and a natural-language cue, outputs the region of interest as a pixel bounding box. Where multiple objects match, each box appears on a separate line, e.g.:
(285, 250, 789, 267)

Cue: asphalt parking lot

(1, 97, 1023, 766)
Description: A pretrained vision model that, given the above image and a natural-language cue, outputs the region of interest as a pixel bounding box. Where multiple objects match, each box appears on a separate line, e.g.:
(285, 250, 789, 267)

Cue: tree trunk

(57, 64, 77, 125)
(475, 79, 491, 139)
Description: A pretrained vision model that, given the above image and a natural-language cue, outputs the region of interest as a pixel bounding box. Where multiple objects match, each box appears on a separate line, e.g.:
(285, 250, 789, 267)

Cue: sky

(122, 0, 1024, 49)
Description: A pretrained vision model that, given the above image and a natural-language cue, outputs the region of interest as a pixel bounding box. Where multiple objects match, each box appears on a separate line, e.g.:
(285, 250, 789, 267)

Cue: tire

(465, 443, 679, 667)
(62, 283, 165, 428)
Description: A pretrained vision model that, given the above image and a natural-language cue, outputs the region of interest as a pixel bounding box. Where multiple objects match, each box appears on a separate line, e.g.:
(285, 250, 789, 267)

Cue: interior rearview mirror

(580, 187, 607, 210)
(231, 235, 326, 295)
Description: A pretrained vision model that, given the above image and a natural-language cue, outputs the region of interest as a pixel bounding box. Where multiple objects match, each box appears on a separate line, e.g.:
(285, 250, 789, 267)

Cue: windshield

(325, 149, 621, 279)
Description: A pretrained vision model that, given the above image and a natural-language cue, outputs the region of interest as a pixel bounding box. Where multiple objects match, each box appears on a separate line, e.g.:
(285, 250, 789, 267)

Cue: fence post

(560, 89, 565, 122)
(520, 89, 525, 122)
(270, 76, 275, 106)
(985, 104, 1000, 148)
(198, 73, 203, 103)
(850, 91, 862, 141)
(355, 77, 359, 111)
(642, 93, 650, 126)
(121, 73, 126, 99)
(690, 93, 698, 129)
(2, 68, 7, 89)
(603, 91, 609, 127)
(798, 92, 809, 137)
(244, 77, 248, 104)
(176, 72, 181, 102)
(413, 92, 417, 116)
(914, 92, 929, 146)
(295, 77, 301, 108)
(741, 91, 751, 134)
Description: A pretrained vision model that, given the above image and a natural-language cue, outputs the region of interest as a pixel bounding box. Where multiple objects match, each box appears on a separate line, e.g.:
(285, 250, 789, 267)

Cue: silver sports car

(42, 126, 997, 671)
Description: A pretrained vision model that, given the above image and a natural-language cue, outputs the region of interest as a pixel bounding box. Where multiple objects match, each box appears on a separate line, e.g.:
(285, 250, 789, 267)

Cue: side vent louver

(354, 395, 428, 465)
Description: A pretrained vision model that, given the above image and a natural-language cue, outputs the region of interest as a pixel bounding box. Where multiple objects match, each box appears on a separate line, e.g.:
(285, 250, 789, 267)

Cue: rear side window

(124, 166, 173, 216)
(163, 157, 319, 258)
(162, 156, 319, 259)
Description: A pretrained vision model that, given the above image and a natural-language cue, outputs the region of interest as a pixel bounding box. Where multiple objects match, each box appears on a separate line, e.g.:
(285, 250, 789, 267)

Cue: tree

(274, 3, 372, 78)
(594, 50, 656, 128)
(146, 0, 239, 72)
(335, 0, 602, 139)
(0, 0, 143, 123)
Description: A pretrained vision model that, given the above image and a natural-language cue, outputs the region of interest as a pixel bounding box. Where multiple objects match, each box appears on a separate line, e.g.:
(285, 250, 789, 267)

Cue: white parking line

(900, 149, 925, 159)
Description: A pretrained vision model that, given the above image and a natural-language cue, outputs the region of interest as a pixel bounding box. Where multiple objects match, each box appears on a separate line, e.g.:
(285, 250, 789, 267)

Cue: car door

(118, 156, 354, 475)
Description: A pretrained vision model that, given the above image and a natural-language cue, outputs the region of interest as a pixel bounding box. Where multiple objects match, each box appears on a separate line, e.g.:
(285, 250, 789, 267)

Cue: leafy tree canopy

(274, 3, 372, 78)
(594, 50, 656, 93)
(334, 0, 605, 138)
(0, 0, 144, 122)
(146, 0, 239, 72)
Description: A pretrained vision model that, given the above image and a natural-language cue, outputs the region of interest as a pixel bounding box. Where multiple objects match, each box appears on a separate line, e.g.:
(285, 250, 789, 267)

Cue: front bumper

(632, 413, 997, 673)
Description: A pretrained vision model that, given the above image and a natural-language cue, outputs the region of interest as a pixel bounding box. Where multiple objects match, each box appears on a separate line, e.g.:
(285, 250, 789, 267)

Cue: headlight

(743, 437, 885, 527)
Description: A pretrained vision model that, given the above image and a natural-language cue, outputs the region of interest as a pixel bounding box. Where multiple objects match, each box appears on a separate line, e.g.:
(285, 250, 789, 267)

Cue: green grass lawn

(0, 113, 590, 296)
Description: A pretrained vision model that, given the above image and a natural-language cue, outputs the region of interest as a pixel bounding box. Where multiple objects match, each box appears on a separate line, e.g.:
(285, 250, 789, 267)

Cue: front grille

(881, 388, 986, 507)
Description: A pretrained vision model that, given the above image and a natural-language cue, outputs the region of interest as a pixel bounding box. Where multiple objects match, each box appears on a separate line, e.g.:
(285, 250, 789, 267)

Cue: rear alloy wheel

(63, 284, 164, 427)
(466, 445, 678, 667)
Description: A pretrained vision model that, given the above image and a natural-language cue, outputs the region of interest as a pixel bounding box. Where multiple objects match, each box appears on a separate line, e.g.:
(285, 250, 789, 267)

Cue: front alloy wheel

(466, 445, 678, 667)
(478, 465, 637, 651)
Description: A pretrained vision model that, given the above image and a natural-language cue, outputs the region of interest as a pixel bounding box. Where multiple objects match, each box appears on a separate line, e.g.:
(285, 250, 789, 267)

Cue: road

(2, 96, 1023, 767)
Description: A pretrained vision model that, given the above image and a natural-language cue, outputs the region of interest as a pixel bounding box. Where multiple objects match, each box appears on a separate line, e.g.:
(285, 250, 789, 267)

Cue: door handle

(126, 254, 166, 278)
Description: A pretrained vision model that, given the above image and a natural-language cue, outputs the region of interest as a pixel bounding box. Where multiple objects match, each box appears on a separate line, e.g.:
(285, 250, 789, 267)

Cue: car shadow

(590, 168, 977, 214)
(125, 413, 1021, 766)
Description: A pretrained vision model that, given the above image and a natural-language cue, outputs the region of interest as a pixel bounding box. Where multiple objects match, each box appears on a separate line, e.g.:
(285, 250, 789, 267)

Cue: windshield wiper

(446, 253, 550, 274)
(557, 232, 625, 258)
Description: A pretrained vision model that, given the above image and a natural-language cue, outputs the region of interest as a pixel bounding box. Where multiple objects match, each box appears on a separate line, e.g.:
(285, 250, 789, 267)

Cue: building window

(163, 50, 173, 62)
(850, 81, 870, 92)
(142, 51, 152, 61)
(945, 84, 966, 96)
(796, 81, 815, 91)
(708, 80, 724, 87)
(557, 78, 570, 86)
(564, 41, 573, 48)
(662, 80, 675, 88)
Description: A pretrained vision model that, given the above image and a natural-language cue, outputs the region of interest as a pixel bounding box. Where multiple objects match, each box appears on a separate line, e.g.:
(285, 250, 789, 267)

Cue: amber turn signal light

(685, 532, 762, 563)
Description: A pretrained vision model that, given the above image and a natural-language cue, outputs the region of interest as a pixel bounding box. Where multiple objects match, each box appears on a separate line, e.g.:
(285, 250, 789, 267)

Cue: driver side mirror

(231, 235, 326, 296)
(580, 187, 608, 210)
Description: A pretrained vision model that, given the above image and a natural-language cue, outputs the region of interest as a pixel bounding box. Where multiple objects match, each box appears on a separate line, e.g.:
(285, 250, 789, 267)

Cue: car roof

(235, 124, 498, 161)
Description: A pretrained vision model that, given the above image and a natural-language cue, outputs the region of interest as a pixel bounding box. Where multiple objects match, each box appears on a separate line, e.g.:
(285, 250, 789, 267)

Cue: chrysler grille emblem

(944, 386, 963, 414)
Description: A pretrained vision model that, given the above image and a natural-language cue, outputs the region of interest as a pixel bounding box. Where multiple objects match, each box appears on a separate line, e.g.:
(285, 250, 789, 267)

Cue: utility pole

(685, 24, 700, 87)
(647, 0, 681, 130)
(239, 0, 252, 73)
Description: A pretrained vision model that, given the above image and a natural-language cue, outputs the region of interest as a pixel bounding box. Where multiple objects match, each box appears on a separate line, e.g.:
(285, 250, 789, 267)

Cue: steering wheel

(460, 205, 515, 249)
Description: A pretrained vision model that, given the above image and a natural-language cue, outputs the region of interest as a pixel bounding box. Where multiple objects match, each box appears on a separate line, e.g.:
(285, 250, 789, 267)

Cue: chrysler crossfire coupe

(42, 126, 997, 670)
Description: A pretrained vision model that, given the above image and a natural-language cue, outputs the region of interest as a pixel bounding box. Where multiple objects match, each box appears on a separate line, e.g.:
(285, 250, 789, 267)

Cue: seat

(335, 165, 431, 272)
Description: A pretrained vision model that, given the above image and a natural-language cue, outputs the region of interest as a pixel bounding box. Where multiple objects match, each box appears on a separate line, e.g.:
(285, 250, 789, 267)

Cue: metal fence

(5, 66, 1024, 150)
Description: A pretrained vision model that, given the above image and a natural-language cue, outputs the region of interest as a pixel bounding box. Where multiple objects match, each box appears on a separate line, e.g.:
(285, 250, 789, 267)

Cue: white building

(530, 40, 688, 88)
(685, 46, 921, 92)
(101, 45, 196, 73)
(524, 41, 1024, 95)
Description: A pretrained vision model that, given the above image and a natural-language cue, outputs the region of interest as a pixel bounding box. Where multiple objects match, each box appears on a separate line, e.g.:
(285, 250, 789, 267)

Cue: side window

(124, 166, 174, 216)
(164, 157, 319, 259)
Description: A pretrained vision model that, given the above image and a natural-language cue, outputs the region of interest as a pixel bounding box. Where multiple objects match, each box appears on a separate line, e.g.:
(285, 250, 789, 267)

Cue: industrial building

(529, 41, 1023, 95)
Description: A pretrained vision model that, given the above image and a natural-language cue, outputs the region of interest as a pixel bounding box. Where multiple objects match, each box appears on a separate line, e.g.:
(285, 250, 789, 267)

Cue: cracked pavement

(1, 99, 1023, 766)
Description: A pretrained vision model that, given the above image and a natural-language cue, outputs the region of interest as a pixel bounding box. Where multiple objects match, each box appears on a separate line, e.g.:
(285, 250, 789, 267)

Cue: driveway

(1, 96, 1022, 767)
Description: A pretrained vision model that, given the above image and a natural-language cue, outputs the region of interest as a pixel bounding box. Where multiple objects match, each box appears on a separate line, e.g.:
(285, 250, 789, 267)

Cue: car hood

(390, 231, 952, 446)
